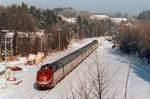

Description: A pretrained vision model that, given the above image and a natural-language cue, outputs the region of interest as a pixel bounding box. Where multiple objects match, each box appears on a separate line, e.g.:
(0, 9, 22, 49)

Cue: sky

(0, 0, 150, 15)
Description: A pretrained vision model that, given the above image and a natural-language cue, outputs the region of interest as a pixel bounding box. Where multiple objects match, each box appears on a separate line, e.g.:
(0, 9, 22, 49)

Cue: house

(0, 29, 46, 56)
(0, 30, 14, 50)
(0, 30, 14, 59)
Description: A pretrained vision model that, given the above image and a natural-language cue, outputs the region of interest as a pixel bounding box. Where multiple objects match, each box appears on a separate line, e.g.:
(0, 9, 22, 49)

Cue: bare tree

(64, 50, 117, 99)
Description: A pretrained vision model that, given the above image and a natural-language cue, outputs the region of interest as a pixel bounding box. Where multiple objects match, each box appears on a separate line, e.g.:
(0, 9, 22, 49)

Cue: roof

(1, 30, 9, 33)
(64, 18, 76, 24)
(5, 32, 14, 38)
(90, 15, 109, 20)
(110, 18, 128, 24)
(58, 15, 77, 24)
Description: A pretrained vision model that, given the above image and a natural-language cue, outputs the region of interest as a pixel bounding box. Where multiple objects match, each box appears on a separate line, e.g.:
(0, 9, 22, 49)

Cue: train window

(40, 64, 52, 70)
(40, 66, 46, 70)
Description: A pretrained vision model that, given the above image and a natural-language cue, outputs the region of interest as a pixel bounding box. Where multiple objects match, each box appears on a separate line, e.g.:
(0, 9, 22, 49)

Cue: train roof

(41, 40, 98, 71)
(57, 54, 76, 65)
(50, 62, 63, 71)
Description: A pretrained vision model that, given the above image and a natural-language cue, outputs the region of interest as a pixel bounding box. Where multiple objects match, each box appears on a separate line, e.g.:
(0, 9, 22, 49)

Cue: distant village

(0, 9, 131, 62)
(0, 3, 149, 65)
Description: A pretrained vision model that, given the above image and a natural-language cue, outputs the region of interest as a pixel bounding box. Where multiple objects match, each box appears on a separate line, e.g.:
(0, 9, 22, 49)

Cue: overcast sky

(0, 0, 150, 14)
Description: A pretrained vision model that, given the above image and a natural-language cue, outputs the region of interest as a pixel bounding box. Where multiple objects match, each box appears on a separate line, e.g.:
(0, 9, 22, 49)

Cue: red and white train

(35, 40, 98, 90)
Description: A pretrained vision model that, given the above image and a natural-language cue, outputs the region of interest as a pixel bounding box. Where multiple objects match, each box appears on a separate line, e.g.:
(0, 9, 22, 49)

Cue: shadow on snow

(109, 48, 150, 84)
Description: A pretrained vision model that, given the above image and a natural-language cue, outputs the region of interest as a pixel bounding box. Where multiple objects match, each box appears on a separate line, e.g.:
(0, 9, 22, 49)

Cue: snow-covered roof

(110, 18, 128, 24)
(58, 15, 76, 24)
(1, 30, 9, 33)
(125, 22, 132, 26)
(58, 15, 66, 20)
(64, 18, 76, 24)
(5, 32, 14, 38)
(28, 54, 36, 60)
(90, 15, 109, 20)
(35, 30, 45, 37)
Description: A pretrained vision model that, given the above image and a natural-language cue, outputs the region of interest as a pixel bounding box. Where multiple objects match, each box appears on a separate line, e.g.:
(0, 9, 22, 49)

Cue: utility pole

(4, 34, 7, 88)
(57, 28, 62, 52)
(4, 35, 6, 62)
(81, 25, 85, 39)
(40, 31, 44, 53)
(59, 31, 60, 52)
(96, 25, 97, 37)
(41, 38, 42, 52)
(76, 26, 80, 41)
(69, 28, 72, 41)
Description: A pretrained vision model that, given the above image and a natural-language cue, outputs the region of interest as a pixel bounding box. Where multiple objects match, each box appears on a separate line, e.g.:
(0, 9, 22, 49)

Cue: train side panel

(52, 67, 64, 85)
(74, 54, 83, 68)
(72, 56, 80, 69)
(63, 62, 73, 76)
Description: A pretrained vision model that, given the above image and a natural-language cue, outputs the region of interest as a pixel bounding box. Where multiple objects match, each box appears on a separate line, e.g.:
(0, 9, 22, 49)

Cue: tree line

(0, 3, 114, 58)
(138, 10, 150, 20)
(76, 15, 113, 38)
(0, 3, 72, 57)
(116, 20, 150, 64)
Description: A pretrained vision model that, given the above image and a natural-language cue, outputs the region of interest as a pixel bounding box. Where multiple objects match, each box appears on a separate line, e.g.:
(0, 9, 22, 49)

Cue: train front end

(35, 65, 54, 90)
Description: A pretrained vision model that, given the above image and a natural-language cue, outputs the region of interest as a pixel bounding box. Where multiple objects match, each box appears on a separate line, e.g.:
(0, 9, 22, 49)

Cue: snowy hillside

(0, 37, 150, 99)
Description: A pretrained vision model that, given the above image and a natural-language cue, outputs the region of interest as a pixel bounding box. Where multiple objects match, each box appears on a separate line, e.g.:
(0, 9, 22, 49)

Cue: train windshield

(40, 64, 53, 70)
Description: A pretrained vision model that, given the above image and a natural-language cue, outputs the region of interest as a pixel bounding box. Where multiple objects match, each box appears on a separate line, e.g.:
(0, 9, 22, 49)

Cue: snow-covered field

(0, 37, 150, 99)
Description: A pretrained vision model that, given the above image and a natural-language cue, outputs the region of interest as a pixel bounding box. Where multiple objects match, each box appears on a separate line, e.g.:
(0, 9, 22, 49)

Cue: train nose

(36, 69, 53, 85)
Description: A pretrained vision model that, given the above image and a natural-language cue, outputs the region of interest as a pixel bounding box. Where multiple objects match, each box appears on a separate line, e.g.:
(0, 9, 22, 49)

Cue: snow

(0, 64, 5, 74)
(64, 18, 76, 24)
(58, 15, 77, 24)
(90, 15, 109, 20)
(110, 18, 128, 24)
(5, 32, 14, 39)
(0, 37, 150, 99)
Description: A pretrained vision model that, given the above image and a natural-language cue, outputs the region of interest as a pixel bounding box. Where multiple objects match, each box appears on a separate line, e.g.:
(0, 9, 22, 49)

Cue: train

(35, 40, 98, 90)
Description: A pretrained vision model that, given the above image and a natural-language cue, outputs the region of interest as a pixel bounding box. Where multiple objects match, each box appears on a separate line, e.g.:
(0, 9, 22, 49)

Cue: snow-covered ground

(0, 37, 150, 99)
